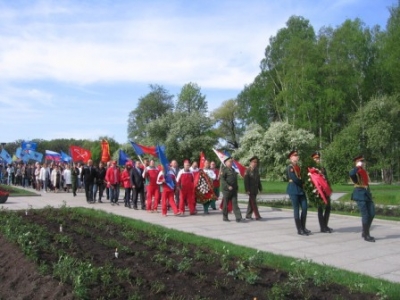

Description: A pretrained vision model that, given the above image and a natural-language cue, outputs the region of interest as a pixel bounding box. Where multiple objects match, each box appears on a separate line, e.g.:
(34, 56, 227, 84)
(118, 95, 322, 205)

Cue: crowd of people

(1, 150, 374, 242)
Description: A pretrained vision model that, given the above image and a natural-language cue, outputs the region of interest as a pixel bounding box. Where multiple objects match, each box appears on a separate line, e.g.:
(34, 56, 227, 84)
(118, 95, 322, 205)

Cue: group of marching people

(79, 158, 228, 217)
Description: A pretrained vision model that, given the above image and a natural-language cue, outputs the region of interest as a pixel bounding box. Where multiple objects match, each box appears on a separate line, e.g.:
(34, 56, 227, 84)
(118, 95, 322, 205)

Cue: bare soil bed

(0, 207, 378, 299)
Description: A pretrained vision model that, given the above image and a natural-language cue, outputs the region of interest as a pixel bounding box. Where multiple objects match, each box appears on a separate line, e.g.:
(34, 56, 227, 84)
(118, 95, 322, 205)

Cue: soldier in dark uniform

(244, 156, 262, 220)
(349, 155, 375, 242)
(311, 151, 333, 233)
(221, 157, 244, 222)
(71, 162, 79, 196)
(286, 150, 310, 236)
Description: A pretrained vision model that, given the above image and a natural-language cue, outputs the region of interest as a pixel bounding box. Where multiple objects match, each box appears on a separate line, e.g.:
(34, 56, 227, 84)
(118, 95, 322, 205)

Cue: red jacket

(157, 170, 176, 192)
(177, 169, 194, 191)
(105, 166, 121, 186)
(212, 168, 220, 188)
(121, 169, 132, 188)
(143, 166, 159, 187)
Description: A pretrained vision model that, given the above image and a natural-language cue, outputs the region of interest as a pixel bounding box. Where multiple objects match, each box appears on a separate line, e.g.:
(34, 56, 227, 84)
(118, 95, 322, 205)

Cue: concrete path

(2, 189, 400, 284)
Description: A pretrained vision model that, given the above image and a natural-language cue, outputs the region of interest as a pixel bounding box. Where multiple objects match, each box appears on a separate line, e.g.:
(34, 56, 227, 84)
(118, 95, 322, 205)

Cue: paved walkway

(2, 189, 400, 284)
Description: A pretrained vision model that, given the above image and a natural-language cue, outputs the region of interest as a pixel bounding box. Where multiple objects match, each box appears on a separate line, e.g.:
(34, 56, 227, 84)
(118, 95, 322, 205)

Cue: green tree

(325, 94, 400, 183)
(211, 99, 244, 149)
(235, 122, 316, 180)
(175, 82, 207, 114)
(127, 84, 174, 141)
(382, 1, 400, 93)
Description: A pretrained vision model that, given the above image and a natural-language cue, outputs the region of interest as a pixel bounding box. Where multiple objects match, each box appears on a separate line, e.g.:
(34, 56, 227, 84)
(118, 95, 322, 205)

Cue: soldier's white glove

(356, 161, 363, 167)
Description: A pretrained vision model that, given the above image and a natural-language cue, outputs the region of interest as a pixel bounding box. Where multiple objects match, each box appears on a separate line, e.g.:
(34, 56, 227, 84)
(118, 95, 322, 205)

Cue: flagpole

(137, 155, 144, 166)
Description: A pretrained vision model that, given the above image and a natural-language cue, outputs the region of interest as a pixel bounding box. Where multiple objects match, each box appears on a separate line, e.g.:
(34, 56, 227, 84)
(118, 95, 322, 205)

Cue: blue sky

(0, 0, 395, 144)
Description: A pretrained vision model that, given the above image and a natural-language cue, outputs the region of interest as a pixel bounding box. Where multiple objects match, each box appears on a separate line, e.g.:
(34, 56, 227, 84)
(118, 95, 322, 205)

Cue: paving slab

(1, 188, 400, 284)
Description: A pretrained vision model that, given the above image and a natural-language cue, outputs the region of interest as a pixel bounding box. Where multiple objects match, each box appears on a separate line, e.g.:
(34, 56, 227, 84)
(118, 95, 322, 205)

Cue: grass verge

(0, 184, 39, 196)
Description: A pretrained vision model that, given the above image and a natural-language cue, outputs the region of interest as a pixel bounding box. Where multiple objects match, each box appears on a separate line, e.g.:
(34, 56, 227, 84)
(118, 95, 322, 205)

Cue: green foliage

(235, 122, 316, 179)
(175, 82, 207, 114)
(211, 99, 244, 149)
(127, 84, 174, 140)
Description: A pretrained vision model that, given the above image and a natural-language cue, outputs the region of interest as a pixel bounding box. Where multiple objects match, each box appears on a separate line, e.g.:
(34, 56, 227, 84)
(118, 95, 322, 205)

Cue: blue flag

(21, 141, 37, 151)
(156, 145, 174, 189)
(0, 149, 12, 164)
(61, 151, 72, 163)
(16, 147, 22, 158)
(118, 149, 131, 166)
(28, 150, 43, 162)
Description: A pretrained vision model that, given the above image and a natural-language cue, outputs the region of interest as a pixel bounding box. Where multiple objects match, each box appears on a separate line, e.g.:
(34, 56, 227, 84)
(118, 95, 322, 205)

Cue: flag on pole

(0, 149, 12, 164)
(45, 150, 61, 161)
(21, 141, 37, 151)
(129, 141, 159, 157)
(199, 151, 206, 169)
(101, 139, 111, 162)
(118, 149, 132, 166)
(156, 145, 174, 189)
(223, 150, 247, 177)
(70, 146, 91, 163)
(212, 148, 230, 165)
(29, 150, 43, 162)
(15, 147, 23, 158)
(60, 151, 72, 163)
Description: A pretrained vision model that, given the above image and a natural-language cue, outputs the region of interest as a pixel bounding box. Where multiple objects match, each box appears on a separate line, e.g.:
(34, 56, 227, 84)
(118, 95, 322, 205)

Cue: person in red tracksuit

(121, 161, 133, 208)
(143, 160, 160, 212)
(157, 166, 181, 216)
(176, 160, 197, 215)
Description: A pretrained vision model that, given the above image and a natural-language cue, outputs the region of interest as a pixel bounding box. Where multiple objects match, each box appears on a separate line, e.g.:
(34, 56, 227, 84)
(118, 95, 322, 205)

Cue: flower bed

(0, 206, 381, 299)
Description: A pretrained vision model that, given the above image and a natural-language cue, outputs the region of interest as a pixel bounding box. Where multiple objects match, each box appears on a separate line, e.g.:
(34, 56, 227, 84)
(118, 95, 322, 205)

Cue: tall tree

(382, 1, 400, 94)
(127, 84, 174, 141)
(175, 82, 207, 114)
(211, 99, 244, 149)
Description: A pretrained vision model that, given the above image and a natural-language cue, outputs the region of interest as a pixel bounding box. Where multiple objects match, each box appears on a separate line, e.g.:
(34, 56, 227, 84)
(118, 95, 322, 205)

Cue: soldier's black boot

(318, 213, 328, 233)
(301, 216, 311, 234)
(295, 219, 307, 236)
(324, 206, 332, 232)
(362, 223, 375, 242)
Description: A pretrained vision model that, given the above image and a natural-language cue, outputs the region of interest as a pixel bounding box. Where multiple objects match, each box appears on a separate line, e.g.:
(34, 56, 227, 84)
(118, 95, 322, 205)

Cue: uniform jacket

(349, 167, 372, 201)
(220, 166, 238, 193)
(244, 166, 262, 195)
(286, 164, 304, 195)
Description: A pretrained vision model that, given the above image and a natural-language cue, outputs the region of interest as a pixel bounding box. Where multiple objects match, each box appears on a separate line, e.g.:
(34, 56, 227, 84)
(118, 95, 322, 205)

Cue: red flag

(199, 151, 206, 169)
(101, 139, 111, 162)
(70, 145, 92, 163)
(232, 159, 247, 178)
(130, 141, 158, 157)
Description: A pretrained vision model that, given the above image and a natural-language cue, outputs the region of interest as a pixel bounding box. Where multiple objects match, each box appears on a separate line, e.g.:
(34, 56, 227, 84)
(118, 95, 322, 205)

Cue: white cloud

(0, 1, 286, 89)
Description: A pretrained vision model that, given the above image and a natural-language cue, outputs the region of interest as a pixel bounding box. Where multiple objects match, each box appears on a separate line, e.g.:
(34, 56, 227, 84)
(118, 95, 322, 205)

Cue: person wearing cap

(311, 151, 332, 233)
(143, 159, 161, 212)
(105, 160, 121, 205)
(176, 160, 197, 215)
(221, 156, 244, 222)
(286, 150, 310, 235)
(349, 155, 375, 242)
(121, 161, 133, 208)
(244, 156, 263, 220)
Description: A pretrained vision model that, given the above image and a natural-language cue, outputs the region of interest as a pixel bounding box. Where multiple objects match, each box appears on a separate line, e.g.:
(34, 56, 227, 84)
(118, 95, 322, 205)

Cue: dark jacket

(81, 165, 97, 183)
(221, 166, 238, 193)
(97, 167, 107, 185)
(286, 164, 304, 195)
(131, 166, 144, 189)
(244, 166, 262, 195)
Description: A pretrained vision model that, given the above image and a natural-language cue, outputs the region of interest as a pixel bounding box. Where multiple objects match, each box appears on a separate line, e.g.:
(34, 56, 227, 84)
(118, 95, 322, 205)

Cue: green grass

(72, 207, 400, 299)
(337, 189, 400, 206)
(0, 184, 39, 197)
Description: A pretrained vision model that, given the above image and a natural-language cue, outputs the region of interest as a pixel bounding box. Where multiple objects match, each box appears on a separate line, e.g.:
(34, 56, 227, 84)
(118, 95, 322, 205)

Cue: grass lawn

(0, 184, 39, 197)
